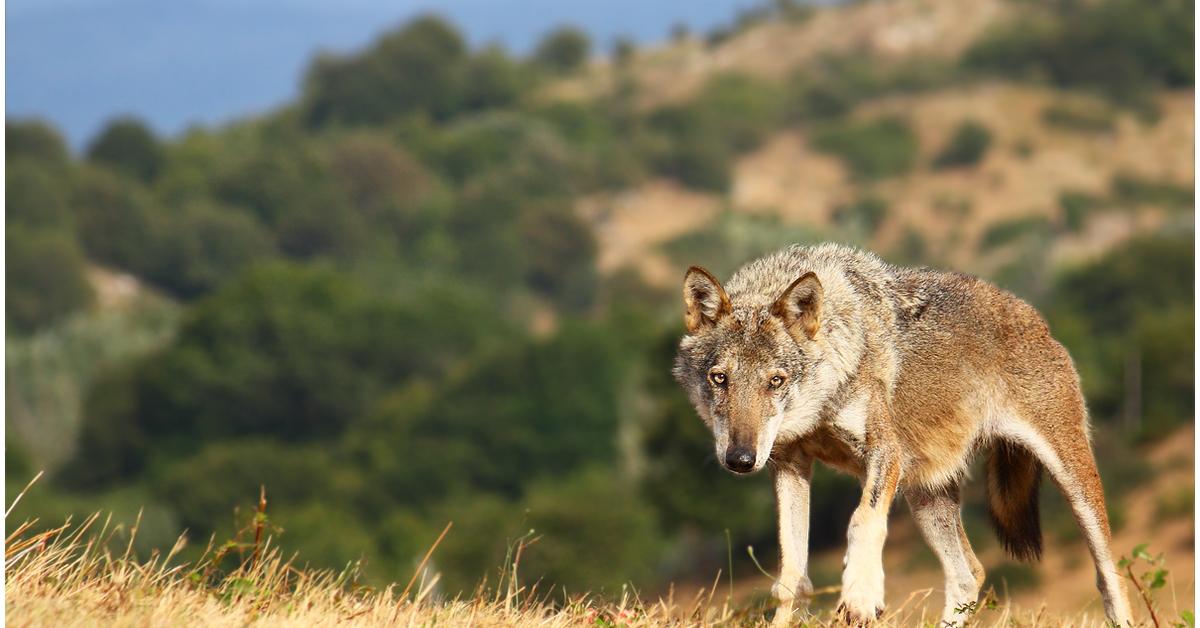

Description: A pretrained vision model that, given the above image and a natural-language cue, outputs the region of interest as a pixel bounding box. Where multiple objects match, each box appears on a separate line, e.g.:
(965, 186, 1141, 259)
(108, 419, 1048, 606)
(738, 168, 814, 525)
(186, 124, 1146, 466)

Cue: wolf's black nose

(725, 448, 755, 473)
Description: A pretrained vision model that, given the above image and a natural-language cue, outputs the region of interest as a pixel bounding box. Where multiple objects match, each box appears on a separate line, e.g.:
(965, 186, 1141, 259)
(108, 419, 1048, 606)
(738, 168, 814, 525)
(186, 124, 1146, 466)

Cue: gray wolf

(672, 243, 1131, 626)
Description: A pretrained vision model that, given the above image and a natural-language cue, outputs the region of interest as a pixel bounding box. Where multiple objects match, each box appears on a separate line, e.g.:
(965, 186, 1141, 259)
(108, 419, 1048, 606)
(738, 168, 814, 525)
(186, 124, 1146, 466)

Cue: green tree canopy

(86, 117, 165, 182)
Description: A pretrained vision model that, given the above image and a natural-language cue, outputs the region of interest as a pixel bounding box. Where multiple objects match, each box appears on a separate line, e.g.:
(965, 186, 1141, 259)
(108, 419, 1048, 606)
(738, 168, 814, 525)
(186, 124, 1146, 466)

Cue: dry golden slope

(551, 0, 1016, 109)
(580, 85, 1193, 287)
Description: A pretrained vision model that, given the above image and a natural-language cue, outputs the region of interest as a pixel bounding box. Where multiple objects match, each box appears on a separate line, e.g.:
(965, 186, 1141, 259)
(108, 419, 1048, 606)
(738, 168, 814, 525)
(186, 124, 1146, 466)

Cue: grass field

(6, 479, 1187, 628)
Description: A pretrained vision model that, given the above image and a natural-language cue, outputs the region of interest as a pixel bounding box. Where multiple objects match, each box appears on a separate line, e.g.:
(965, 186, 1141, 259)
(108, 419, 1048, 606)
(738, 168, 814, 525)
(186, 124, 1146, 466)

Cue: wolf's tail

(986, 441, 1043, 561)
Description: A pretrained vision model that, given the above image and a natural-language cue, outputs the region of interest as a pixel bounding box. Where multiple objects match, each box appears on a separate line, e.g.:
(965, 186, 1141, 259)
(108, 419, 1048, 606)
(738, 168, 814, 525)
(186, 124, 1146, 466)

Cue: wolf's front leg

(771, 454, 813, 625)
(837, 447, 900, 626)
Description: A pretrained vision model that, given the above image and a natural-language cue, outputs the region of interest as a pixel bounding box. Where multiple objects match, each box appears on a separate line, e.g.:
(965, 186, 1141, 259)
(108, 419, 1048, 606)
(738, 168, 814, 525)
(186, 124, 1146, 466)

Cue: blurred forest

(5, 0, 1194, 604)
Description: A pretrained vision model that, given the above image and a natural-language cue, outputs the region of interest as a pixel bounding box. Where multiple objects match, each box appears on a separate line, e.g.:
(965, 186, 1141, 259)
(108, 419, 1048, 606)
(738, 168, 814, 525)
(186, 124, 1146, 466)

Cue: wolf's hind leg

(1012, 418, 1134, 626)
(906, 484, 984, 627)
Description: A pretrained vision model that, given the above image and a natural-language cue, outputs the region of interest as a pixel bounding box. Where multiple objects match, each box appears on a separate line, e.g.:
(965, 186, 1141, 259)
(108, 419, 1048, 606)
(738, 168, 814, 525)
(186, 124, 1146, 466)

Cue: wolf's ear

(771, 272, 823, 340)
(683, 266, 732, 334)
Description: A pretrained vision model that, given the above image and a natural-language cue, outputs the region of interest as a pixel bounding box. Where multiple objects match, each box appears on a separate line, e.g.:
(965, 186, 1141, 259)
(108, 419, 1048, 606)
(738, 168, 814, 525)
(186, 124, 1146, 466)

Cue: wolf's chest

(793, 423, 868, 478)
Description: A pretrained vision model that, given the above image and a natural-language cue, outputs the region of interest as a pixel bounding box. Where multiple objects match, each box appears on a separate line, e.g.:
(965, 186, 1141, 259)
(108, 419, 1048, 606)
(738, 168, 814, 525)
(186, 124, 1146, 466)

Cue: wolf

(673, 243, 1132, 626)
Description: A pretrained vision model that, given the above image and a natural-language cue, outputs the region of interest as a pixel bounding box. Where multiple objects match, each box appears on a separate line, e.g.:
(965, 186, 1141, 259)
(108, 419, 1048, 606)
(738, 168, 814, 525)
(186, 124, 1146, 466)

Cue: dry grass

(5, 480, 1134, 628)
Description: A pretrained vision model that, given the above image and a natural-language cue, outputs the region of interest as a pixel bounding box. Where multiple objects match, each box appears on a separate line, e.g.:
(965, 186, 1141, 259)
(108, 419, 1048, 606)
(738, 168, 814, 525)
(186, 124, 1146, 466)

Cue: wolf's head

(673, 266, 824, 474)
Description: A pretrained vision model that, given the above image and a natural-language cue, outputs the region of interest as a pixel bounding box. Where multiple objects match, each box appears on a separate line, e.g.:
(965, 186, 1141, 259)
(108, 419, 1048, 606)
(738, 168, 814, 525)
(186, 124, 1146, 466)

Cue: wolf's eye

(769, 375, 786, 389)
(709, 372, 726, 386)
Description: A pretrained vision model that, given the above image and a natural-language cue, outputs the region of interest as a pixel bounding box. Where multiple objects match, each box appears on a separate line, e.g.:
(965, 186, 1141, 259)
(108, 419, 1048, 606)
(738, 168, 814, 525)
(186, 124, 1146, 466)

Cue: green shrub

(71, 166, 162, 274)
(1042, 101, 1116, 133)
(697, 73, 784, 152)
(302, 15, 469, 125)
(152, 441, 352, 532)
(1046, 235, 1193, 431)
(67, 264, 504, 485)
(1110, 174, 1193, 210)
(148, 202, 276, 299)
(831, 196, 889, 237)
(965, 0, 1193, 102)
(517, 469, 661, 593)
(6, 227, 94, 333)
(86, 117, 165, 182)
(7, 160, 73, 230)
(6, 297, 179, 476)
(357, 320, 627, 500)
(784, 56, 957, 122)
(6, 119, 70, 166)
(933, 120, 993, 169)
(1059, 191, 1104, 232)
(978, 215, 1051, 251)
(810, 116, 918, 180)
(532, 27, 590, 74)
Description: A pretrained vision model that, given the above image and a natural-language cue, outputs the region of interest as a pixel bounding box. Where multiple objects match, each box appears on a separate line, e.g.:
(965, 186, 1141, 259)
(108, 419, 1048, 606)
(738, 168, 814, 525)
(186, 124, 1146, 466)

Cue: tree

(148, 202, 276, 298)
(357, 321, 628, 501)
(86, 117, 165, 182)
(6, 119, 70, 166)
(71, 166, 162, 274)
(7, 226, 94, 333)
(933, 120, 993, 169)
(69, 263, 503, 484)
(7, 160, 72, 230)
(532, 27, 591, 74)
(302, 15, 469, 125)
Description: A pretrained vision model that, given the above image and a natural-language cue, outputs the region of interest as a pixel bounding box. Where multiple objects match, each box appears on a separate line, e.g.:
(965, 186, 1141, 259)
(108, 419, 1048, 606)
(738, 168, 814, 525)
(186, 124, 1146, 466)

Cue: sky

(6, 0, 767, 149)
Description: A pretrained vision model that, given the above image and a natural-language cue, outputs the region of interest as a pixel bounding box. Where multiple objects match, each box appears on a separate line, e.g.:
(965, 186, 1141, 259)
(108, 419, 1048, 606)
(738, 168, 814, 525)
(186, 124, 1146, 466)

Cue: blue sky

(7, 0, 766, 149)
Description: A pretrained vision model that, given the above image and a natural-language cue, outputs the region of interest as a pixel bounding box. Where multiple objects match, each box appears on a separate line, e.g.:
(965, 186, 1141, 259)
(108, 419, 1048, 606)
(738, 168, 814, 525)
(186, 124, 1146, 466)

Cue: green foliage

(1059, 191, 1104, 232)
(784, 55, 958, 122)
(1046, 236, 1193, 433)
(1111, 173, 1194, 210)
(67, 264, 504, 486)
(148, 202, 276, 298)
(460, 46, 532, 112)
(7, 160, 73, 230)
(7, 119, 70, 166)
(644, 72, 782, 191)
(355, 320, 628, 500)
(153, 441, 357, 535)
(532, 27, 591, 74)
(831, 196, 889, 238)
(696, 73, 784, 152)
(517, 469, 661, 593)
(810, 116, 918, 180)
(520, 203, 598, 310)
(612, 37, 636, 66)
(933, 120, 992, 169)
(6, 295, 179, 474)
(71, 166, 161, 274)
(302, 15, 470, 125)
(965, 0, 1193, 102)
(6, 227, 94, 333)
(978, 215, 1051, 252)
(1041, 100, 1116, 133)
(86, 117, 165, 182)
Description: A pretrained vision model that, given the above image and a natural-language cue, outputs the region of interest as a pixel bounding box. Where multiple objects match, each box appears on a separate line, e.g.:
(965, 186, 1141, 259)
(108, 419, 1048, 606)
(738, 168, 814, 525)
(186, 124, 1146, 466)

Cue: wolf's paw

(835, 598, 884, 627)
(771, 573, 813, 603)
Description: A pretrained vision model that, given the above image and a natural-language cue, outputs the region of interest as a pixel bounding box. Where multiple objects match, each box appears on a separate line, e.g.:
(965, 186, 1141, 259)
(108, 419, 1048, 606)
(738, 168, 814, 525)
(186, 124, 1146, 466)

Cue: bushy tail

(987, 441, 1043, 561)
